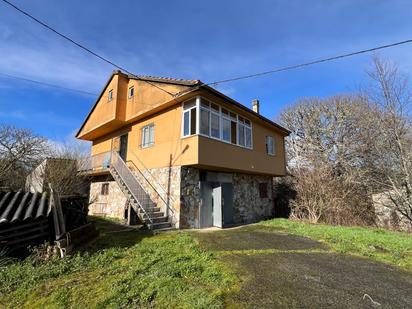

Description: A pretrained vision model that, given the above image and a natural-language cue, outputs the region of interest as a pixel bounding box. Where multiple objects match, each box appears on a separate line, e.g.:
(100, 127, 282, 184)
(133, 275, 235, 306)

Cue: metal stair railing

(110, 150, 153, 224)
(127, 159, 176, 218)
(128, 151, 177, 216)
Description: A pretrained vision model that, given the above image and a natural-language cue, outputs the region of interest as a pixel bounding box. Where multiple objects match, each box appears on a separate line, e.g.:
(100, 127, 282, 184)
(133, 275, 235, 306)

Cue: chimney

(252, 99, 260, 114)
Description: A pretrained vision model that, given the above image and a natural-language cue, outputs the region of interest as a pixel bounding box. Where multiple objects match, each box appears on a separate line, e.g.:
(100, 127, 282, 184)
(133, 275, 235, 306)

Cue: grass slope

(0, 219, 234, 309)
(259, 218, 412, 271)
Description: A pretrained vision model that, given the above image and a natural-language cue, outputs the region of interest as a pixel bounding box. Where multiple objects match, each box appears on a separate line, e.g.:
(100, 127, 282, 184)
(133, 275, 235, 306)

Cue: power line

(0, 72, 98, 96)
(203, 39, 412, 87)
(0, 0, 176, 97)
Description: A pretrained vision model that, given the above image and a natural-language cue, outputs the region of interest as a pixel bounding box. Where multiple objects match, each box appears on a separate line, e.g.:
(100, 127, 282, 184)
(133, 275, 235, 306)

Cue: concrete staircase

(109, 151, 172, 231)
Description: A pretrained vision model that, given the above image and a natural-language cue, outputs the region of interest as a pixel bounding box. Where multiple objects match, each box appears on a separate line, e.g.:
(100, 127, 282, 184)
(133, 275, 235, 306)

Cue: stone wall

(180, 167, 201, 228)
(89, 179, 127, 219)
(87, 168, 275, 229)
(232, 173, 274, 224)
(373, 191, 411, 232)
(139, 167, 182, 228)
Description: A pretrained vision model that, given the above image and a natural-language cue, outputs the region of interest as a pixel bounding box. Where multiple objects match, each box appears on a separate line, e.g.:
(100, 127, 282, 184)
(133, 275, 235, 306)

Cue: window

(222, 117, 231, 142)
(259, 183, 268, 198)
(183, 111, 190, 136)
(266, 136, 275, 155)
(238, 117, 252, 148)
(230, 121, 237, 144)
(181, 97, 253, 149)
(211, 112, 220, 138)
(200, 108, 210, 135)
(108, 89, 113, 102)
(182, 99, 197, 137)
(128, 86, 134, 99)
(141, 124, 154, 148)
(190, 108, 196, 135)
(101, 183, 109, 195)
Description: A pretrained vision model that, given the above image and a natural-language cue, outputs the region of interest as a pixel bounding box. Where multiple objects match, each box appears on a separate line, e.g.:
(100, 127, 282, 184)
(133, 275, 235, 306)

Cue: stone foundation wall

(232, 173, 274, 224)
(89, 180, 127, 219)
(180, 167, 201, 228)
(87, 168, 274, 229)
(140, 167, 182, 228)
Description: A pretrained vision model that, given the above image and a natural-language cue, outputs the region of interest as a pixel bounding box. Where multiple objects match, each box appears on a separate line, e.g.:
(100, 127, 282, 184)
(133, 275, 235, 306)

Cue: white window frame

(141, 123, 155, 148)
(128, 86, 134, 99)
(108, 89, 113, 102)
(266, 135, 275, 156)
(181, 98, 198, 137)
(181, 96, 253, 150)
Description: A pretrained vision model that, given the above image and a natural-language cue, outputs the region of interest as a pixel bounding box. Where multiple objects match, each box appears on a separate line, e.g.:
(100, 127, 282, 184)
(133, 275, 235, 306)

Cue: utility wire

(0, 72, 98, 96)
(203, 39, 412, 87)
(0, 0, 176, 96)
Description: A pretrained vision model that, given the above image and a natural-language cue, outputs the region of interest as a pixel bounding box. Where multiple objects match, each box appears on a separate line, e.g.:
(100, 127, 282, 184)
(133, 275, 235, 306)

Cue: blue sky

(0, 0, 411, 146)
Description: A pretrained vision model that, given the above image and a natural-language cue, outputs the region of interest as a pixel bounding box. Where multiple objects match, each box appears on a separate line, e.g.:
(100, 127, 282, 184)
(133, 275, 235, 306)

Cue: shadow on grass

(79, 216, 156, 254)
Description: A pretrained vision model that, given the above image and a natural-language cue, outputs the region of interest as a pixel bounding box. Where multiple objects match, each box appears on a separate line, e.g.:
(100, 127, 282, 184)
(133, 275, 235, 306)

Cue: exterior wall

(180, 167, 201, 228)
(88, 167, 274, 229)
(78, 73, 191, 140)
(127, 105, 198, 168)
(197, 92, 286, 176)
(132, 166, 182, 228)
(124, 79, 188, 121)
(89, 99, 286, 176)
(232, 173, 273, 224)
(89, 180, 127, 219)
(179, 168, 274, 229)
(80, 74, 126, 137)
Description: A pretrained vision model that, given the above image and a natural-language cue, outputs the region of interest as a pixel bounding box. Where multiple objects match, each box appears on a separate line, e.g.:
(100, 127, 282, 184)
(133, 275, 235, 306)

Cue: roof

(0, 191, 49, 225)
(126, 73, 200, 86)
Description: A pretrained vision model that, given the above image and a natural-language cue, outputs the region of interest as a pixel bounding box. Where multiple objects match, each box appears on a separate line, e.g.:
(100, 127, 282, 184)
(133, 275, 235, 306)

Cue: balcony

(78, 152, 112, 175)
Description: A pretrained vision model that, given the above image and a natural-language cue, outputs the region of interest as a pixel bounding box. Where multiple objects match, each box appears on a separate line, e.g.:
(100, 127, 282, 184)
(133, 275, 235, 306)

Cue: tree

(279, 57, 412, 229)
(280, 96, 377, 224)
(366, 57, 412, 227)
(0, 125, 49, 190)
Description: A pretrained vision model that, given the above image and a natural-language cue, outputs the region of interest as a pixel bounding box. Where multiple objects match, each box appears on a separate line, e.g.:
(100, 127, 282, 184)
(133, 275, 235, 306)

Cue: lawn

(0, 218, 235, 309)
(259, 218, 412, 271)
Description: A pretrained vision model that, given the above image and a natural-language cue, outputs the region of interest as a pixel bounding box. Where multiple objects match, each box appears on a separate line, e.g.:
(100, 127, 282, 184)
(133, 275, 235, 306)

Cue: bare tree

(0, 125, 49, 190)
(279, 57, 412, 229)
(366, 57, 412, 227)
(280, 95, 378, 225)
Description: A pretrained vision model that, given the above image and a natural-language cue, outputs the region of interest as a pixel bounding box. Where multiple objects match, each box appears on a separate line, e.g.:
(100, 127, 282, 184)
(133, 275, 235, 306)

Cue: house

(76, 70, 290, 230)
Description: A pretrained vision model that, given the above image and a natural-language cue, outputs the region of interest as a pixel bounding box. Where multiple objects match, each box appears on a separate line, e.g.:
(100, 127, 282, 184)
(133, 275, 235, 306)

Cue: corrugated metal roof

(0, 191, 49, 225)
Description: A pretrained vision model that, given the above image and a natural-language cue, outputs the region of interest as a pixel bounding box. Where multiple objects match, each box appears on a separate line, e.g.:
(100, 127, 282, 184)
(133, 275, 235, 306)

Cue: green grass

(259, 218, 412, 271)
(0, 219, 235, 309)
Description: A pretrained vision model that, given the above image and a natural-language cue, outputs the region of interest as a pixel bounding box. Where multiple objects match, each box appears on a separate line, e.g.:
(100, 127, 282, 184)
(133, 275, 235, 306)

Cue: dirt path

(193, 225, 412, 309)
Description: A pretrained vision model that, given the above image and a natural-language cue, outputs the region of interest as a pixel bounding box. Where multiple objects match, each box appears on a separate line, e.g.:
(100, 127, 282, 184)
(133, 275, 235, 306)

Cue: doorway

(119, 134, 128, 161)
(199, 174, 234, 228)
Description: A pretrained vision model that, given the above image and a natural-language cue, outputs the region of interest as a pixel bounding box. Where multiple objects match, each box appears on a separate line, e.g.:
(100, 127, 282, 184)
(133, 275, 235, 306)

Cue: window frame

(266, 135, 275, 156)
(141, 123, 155, 148)
(101, 183, 109, 195)
(181, 98, 198, 138)
(183, 96, 253, 150)
(108, 89, 113, 102)
(128, 86, 135, 99)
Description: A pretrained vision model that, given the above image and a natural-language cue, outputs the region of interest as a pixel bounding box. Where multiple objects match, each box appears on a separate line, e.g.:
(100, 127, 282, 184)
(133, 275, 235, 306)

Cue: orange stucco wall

(90, 102, 286, 175)
(78, 73, 191, 140)
(81, 72, 288, 176)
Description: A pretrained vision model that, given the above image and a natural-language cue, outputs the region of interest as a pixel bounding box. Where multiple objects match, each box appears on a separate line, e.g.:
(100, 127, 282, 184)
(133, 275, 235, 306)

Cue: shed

(0, 191, 52, 252)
